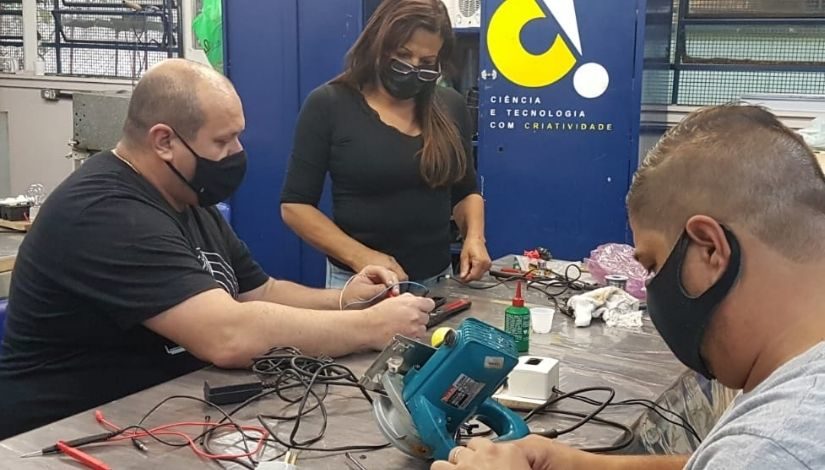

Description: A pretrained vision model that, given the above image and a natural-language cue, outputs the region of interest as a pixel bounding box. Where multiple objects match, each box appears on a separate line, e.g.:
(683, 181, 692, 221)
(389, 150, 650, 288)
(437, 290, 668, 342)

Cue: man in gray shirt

(431, 105, 825, 470)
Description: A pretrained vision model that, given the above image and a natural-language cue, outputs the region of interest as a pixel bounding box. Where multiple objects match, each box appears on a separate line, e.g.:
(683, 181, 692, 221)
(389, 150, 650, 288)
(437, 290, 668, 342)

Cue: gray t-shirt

(685, 341, 825, 469)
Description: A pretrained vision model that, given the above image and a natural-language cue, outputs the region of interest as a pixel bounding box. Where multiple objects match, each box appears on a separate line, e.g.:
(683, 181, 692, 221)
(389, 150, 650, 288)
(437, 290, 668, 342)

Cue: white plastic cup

(531, 307, 555, 334)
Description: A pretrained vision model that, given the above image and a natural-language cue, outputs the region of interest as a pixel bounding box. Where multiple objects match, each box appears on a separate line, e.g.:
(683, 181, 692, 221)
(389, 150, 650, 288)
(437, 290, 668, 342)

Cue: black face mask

(379, 60, 436, 101)
(167, 131, 247, 207)
(645, 226, 742, 379)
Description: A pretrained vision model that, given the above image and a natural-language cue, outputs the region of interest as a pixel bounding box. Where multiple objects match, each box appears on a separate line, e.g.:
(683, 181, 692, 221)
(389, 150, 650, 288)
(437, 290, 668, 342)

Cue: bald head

(627, 105, 825, 261)
(123, 58, 235, 144)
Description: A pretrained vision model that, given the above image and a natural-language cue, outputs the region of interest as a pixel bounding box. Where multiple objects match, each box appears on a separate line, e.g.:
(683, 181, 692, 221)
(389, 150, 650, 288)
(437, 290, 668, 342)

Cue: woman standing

(280, 0, 491, 288)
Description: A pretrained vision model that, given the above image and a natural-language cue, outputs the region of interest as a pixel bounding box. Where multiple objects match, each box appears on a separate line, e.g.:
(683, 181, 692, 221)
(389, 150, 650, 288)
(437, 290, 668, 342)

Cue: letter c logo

(487, 0, 578, 88)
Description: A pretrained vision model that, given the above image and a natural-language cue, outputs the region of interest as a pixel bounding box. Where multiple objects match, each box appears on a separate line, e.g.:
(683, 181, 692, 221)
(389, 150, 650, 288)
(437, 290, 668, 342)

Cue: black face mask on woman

(645, 225, 742, 379)
(167, 129, 248, 207)
(379, 58, 440, 100)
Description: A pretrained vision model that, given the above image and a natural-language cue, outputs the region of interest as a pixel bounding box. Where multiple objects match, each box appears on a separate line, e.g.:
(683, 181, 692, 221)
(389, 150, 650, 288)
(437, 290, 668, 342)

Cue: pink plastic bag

(585, 243, 647, 300)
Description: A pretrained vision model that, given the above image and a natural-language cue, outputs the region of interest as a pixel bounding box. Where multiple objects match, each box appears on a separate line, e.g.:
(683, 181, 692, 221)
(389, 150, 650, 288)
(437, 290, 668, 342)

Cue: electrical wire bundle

(31, 348, 389, 469)
(525, 386, 700, 451)
(443, 264, 598, 318)
(32, 349, 698, 467)
(456, 385, 700, 454)
(248, 346, 389, 458)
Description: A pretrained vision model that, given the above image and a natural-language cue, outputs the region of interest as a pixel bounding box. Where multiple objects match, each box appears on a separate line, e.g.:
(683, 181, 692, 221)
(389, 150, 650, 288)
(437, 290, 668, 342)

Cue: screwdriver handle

(40, 431, 117, 455)
(64, 431, 118, 448)
(57, 441, 112, 470)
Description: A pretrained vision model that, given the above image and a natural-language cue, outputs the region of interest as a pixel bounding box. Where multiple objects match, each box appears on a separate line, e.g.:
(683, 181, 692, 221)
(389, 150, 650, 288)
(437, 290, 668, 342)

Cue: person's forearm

(219, 301, 373, 366)
(453, 194, 485, 241)
(582, 454, 690, 470)
(251, 278, 340, 310)
(281, 203, 369, 268)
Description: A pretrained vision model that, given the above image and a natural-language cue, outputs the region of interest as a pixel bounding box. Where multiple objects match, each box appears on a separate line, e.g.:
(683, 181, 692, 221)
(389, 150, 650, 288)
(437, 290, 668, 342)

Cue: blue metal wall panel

(296, 0, 364, 287)
(224, 0, 301, 279)
(478, 0, 643, 261)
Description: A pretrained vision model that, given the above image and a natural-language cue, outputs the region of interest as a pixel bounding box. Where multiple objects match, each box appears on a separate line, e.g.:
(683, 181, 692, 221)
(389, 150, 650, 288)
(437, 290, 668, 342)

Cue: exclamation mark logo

(487, 0, 610, 98)
(542, 0, 609, 98)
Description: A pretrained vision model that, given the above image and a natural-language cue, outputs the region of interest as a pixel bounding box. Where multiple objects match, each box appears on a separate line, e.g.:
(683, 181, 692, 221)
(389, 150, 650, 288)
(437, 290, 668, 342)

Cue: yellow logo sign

(487, 0, 609, 98)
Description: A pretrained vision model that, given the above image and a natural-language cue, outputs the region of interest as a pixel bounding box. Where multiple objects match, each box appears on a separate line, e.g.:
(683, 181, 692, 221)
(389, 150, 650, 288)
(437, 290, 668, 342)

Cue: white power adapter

(493, 356, 560, 410)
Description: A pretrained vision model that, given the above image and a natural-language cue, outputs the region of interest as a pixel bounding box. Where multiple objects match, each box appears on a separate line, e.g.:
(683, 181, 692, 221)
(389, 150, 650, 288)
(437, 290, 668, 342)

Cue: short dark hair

(627, 104, 825, 261)
(122, 68, 204, 143)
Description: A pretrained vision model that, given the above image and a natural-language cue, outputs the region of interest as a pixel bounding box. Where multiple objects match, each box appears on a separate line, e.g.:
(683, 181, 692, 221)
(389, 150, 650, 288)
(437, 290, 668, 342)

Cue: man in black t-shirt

(0, 59, 433, 439)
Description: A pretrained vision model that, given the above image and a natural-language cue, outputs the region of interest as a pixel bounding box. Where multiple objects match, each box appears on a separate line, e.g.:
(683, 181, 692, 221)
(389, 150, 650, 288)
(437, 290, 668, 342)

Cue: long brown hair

(333, 0, 467, 188)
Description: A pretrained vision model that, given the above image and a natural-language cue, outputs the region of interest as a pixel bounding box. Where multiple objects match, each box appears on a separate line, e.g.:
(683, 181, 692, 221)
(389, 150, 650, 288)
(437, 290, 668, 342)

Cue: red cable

(94, 410, 269, 461)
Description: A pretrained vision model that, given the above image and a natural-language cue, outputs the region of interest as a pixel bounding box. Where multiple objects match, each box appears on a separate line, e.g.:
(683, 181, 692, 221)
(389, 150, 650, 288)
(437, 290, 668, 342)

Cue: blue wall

(478, 0, 645, 260)
(224, 0, 646, 283)
(224, 0, 364, 286)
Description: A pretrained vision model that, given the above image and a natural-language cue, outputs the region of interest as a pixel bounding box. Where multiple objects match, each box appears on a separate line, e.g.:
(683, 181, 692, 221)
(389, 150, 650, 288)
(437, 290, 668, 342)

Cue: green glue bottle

(505, 281, 530, 353)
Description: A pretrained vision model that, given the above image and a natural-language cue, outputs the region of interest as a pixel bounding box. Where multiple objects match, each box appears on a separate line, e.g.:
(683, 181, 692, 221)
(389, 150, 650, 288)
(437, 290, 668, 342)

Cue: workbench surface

(0, 260, 734, 469)
(0, 231, 23, 272)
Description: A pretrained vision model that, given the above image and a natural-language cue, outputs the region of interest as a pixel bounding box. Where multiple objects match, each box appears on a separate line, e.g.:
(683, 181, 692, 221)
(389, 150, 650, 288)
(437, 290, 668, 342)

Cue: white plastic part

(507, 356, 560, 401)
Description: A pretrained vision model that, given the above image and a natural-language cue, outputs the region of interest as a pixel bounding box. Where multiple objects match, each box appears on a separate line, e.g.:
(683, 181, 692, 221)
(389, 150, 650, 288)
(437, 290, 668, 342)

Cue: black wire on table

(525, 386, 616, 437)
(454, 385, 634, 454)
(539, 410, 635, 453)
(441, 271, 537, 289)
(135, 394, 262, 469)
(553, 388, 701, 442)
(244, 347, 391, 459)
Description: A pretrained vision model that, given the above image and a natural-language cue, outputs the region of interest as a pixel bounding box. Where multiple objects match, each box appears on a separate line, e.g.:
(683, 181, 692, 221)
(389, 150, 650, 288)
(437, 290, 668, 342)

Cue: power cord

(525, 386, 615, 437)
(441, 271, 537, 290)
(555, 388, 701, 442)
(248, 347, 391, 459)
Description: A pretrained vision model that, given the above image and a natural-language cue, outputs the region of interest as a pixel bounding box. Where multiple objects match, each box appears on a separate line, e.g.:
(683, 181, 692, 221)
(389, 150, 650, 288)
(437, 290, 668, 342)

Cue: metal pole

(21, 0, 36, 71)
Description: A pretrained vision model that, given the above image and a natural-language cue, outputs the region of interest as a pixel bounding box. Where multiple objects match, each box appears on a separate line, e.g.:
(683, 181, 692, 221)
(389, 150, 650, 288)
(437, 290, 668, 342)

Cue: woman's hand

(351, 248, 409, 282)
(459, 237, 492, 282)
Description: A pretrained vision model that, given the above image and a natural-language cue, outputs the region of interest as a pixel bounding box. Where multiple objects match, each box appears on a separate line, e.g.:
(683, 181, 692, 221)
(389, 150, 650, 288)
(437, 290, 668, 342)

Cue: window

(643, 0, 825, 105)
(35, 0, 182, 79)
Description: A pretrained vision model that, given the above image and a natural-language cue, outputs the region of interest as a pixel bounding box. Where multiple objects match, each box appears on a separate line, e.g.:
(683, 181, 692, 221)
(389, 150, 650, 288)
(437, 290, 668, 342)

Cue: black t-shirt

(0, 152, 269, 439)
(280, 83, 478, 280)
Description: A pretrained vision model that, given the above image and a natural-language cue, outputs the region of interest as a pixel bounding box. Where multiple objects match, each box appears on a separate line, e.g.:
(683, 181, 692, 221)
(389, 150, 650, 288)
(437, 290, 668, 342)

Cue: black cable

(525, 386, 616, 438)
(135, 395, 261, 468)
(539, 409, 635, 453)
(453, 385, 633, 454)
(518, 385, 635, 453)
(442, 272, 534, 289)
(555, 389, 701, 442)
(240, 347, 392, 456)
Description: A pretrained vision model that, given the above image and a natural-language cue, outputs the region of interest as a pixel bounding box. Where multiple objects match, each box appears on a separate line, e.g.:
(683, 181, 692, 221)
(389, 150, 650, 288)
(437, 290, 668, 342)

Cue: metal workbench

(0, 262, 735, 469)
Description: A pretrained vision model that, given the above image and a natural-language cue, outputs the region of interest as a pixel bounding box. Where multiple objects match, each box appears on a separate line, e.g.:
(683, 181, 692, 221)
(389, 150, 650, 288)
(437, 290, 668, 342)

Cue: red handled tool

(20, 431, 117, 458)
(20, 432, 113, 470)
(56, 441, 112, 470)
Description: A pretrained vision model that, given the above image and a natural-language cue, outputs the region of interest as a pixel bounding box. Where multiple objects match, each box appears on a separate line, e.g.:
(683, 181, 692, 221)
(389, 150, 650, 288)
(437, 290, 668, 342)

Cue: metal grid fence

(689, 0, 825, 17)
(643, 0, 825, 105)
(0, 0, 23, 72)
(37, 0, 181, 79)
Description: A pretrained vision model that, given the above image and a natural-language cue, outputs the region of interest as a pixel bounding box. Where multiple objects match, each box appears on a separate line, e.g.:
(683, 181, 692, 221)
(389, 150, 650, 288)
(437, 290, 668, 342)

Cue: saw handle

(475, 398, 531, 443)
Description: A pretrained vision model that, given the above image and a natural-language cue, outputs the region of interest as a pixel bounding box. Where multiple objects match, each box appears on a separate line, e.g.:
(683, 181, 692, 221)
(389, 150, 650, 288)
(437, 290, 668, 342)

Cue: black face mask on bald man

(167, 129, 247, 207)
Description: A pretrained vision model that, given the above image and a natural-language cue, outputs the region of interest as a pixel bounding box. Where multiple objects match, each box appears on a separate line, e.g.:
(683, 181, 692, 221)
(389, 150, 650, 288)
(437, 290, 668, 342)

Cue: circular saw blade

(373, 373, 432, 460)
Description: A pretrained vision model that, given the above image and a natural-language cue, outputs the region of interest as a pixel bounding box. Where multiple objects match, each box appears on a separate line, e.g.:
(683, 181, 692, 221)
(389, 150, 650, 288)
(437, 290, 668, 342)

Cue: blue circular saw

(360, 318, 530, 460)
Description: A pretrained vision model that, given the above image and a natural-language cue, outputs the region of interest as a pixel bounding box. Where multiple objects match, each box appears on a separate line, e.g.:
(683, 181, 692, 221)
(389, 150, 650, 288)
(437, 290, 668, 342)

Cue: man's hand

(512, 435, 690, 470)
(341, 265, 400, 309)
(511, 435, 590, 470)
(459, 238, 492, 282)
(351, 248, 409, 282)
(364, 294, 434, 348)
(431, 438, 532, 470)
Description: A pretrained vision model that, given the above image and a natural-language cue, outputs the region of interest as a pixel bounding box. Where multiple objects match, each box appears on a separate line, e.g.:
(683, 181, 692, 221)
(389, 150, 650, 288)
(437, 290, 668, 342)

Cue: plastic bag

(585, 243, 647, 300)
(192, 0, 223, 72)
(799, 116, 825, 150)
